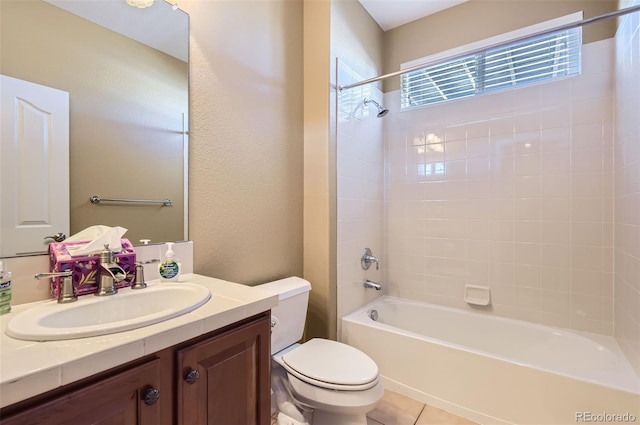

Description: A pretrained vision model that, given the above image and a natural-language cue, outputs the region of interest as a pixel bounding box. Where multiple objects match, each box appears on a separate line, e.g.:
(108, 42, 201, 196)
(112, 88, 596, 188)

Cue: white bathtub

(342, 296, 640, 425)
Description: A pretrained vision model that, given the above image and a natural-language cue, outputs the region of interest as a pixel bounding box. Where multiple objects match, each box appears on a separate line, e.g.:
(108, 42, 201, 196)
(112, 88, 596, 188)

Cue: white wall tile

(614, 8, 640, 375)
(375, 41, 616, 337)
(540, 126, 571, 152)
(336, 63, 385, 325)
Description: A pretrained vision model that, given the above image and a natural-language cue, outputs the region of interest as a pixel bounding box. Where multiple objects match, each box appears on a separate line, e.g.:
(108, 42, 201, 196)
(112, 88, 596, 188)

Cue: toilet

(259, 277, 384, 425)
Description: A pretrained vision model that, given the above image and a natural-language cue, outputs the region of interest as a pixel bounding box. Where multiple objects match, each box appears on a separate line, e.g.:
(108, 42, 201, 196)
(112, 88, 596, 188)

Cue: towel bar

(90, 195, 172, 206)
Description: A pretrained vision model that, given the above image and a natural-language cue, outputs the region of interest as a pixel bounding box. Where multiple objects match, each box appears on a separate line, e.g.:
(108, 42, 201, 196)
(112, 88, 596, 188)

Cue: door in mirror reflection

(0, 75, 70, 257)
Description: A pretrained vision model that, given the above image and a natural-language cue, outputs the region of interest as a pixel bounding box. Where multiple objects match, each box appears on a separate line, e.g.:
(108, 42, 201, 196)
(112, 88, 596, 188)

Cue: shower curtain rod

(338, 4, 640, 92)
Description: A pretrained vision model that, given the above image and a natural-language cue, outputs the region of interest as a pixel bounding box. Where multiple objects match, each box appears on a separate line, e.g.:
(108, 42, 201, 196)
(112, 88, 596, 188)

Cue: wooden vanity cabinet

(0, 312, 271, 425)
(176, 313, 271, 425)
(0, 358, 163, 425)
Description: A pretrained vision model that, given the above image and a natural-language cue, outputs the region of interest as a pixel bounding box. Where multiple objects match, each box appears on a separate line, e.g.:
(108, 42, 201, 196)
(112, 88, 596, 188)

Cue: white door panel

(1, 75, 69, 256)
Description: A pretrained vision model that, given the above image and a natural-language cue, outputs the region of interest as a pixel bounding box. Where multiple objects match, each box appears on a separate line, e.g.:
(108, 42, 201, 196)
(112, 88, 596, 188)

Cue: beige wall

(303, 0, 334, 339)
(383, 0, 618, 92)
(182, 0, 304, 286)
(0, 0, 187, 244)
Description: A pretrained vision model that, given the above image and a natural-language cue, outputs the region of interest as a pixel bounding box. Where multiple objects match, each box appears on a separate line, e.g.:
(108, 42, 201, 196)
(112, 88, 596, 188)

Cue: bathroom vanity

(0, 274, 278, 425)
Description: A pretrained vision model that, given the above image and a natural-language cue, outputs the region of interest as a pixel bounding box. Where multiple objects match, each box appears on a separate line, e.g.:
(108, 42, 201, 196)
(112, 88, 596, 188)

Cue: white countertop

(0, 274, 278, 408)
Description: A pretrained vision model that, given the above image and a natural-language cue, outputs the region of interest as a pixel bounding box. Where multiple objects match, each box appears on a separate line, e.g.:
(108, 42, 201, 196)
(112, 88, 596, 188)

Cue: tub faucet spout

(364, 279, 382, 291)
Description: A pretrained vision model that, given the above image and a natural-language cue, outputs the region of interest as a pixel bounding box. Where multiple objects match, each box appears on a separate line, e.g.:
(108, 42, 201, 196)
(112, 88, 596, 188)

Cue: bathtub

(341, 296, 640, 425)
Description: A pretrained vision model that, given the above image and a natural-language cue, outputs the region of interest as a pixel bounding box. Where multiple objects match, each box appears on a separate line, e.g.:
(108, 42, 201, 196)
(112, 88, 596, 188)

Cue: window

(401, 27, 582, 110)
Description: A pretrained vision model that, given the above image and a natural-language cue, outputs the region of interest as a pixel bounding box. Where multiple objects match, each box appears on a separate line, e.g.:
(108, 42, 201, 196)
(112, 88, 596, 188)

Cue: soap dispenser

(0, 261, 11, 315)
(159, 242, 181, 282)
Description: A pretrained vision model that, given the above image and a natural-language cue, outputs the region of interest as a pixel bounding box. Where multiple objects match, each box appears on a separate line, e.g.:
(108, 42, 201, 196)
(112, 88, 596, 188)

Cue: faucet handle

(34, 271, 77, 303)
(34, 271, 72, 279)
(361, 248, 379, 270)
(132, 259, 160, 289)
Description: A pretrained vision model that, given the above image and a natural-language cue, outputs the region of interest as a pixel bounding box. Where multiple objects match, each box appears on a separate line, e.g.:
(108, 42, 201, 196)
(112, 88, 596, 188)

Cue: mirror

(0, 0, 188, 256)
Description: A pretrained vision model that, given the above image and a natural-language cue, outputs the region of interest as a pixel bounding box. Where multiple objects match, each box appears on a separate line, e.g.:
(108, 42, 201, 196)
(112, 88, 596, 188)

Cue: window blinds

(401, 27, 582, 110)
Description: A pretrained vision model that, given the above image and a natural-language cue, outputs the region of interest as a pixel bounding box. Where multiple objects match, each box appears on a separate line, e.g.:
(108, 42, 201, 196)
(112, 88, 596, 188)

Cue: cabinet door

(177, 316, 271, 425)
(1, 358, 162, 425)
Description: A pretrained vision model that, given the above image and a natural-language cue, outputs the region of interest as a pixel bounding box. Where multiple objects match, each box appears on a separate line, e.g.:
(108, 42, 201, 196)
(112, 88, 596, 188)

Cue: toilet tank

(257, 277, 311, 354)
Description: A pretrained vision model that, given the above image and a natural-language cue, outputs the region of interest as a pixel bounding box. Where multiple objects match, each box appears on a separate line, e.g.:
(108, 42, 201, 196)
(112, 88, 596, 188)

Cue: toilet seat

(280, 339, 379, 391)
(287, 372, 385, 415)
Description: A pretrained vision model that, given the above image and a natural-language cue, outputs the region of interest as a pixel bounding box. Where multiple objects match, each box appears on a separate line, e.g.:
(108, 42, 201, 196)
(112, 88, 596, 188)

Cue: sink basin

(5, 282, 211, 341)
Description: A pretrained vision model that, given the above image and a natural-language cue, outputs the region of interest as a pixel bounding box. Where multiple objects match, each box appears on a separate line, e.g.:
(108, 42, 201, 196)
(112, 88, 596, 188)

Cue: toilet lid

(281, 339, 379, 390)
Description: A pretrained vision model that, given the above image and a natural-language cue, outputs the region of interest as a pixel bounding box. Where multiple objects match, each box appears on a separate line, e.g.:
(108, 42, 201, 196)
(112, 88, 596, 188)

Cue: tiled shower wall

(382, 39, 615, 335)
(336, 71, 384, 331)
(614, 0, 640, 375)
(333, 0, 385, 340)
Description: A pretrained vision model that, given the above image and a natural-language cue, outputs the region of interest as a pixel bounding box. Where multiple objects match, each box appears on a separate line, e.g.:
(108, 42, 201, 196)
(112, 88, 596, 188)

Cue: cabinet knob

(184, 368, 200, 384)
(142, 387, 160, 405)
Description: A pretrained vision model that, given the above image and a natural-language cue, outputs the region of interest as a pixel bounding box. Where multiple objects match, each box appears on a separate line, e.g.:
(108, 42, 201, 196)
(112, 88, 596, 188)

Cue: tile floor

(366, 390, 478, 425)
(271, 390, 478, 425)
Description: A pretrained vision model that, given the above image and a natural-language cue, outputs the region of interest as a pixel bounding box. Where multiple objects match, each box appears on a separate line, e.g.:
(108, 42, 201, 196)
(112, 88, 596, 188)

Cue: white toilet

(259, 277, 384, 425)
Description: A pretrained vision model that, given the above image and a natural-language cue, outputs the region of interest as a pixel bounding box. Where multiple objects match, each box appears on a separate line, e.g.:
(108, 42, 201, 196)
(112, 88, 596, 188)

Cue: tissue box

(48, 239, 137, 298)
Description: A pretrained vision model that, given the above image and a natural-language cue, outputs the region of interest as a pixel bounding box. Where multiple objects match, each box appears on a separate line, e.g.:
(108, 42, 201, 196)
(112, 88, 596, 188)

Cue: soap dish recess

(464, 284, 491, 306)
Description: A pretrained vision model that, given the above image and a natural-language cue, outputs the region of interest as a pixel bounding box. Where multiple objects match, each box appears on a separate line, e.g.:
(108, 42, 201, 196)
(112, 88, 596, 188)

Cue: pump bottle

(159, 242, 181, 282)
(0, 261, 12, 315)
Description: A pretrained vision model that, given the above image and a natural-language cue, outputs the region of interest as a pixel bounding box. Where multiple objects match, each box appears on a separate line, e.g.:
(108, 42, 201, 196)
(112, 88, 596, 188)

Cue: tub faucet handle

(361, 248, 379, 270)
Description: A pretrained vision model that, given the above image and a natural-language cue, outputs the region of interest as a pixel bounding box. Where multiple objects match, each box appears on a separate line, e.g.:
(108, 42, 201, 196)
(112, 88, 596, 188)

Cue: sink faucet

(364, 279, 382, 291)
(96, 244, 126, 296)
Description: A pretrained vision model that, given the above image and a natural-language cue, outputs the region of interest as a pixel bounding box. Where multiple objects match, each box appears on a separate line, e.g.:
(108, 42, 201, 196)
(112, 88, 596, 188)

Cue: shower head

(364, 98, 389, 118)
